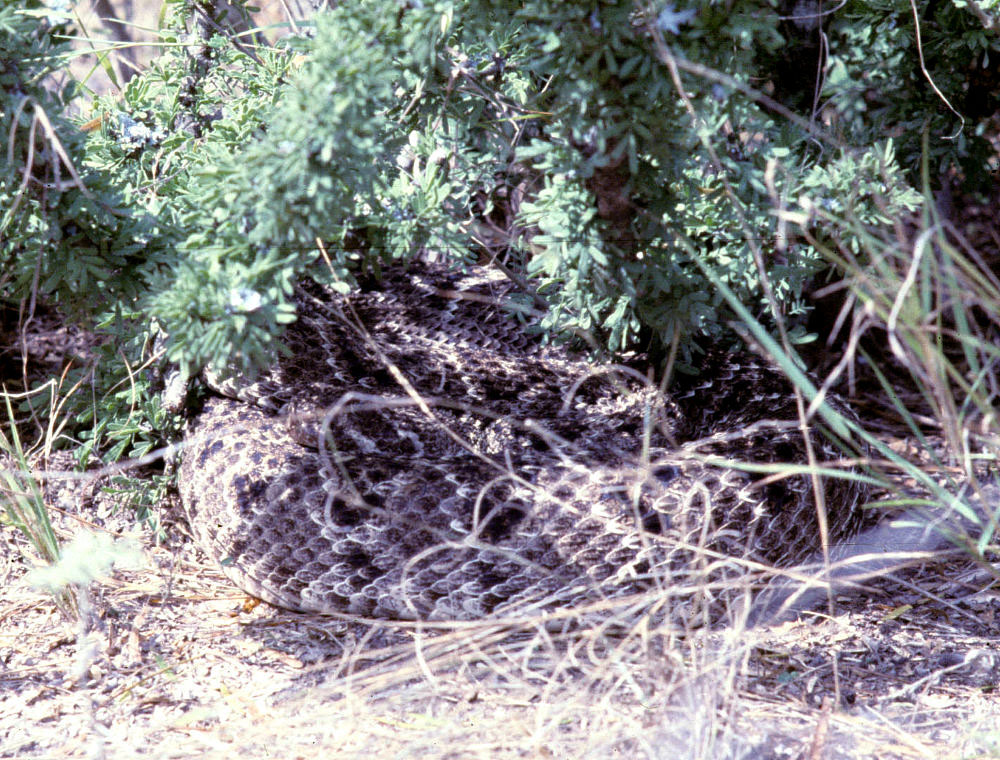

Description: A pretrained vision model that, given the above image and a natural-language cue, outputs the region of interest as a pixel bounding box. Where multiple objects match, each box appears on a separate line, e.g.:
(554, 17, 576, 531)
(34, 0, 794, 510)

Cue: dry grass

(2, 449, 999, 760)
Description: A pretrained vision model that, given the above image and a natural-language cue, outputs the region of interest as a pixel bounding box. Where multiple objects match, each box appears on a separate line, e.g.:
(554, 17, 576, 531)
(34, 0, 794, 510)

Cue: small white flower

(428, 147, 450, 166)
(228, 288, 264, 313)
(657, 4, 697, 35)
(125, 122, 153, 141)
(41, 0, 72, 23)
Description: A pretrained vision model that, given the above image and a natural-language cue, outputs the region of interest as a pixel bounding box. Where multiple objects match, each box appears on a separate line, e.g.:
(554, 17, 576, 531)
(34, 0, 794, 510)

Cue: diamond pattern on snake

(179, 262, 870, 622)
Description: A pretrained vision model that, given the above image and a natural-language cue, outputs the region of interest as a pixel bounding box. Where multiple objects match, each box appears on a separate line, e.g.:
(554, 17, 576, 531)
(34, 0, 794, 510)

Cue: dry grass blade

(0, 390, 60, 561)
(0, 387, 76, 616)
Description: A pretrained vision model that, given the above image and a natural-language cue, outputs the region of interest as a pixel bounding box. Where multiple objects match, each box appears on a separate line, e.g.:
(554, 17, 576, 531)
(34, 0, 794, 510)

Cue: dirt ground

(2, 483, 999, 760)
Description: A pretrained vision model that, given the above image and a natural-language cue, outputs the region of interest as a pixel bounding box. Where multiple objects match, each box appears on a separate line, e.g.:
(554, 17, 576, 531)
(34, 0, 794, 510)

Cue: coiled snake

(179, 263, 869, 622)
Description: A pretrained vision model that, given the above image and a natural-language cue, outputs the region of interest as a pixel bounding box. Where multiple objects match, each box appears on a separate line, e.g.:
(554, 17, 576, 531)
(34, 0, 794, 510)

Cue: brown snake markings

(179, 263, 870, 622)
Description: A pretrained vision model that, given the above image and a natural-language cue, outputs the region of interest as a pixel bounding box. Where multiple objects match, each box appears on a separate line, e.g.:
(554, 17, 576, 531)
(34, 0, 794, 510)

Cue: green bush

(3, 0, 996, 439)
(0, 1, 161, 310)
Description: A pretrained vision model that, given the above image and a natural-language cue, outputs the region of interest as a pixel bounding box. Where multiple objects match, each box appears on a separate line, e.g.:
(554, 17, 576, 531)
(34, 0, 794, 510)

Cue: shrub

(3, 0, 996, 415)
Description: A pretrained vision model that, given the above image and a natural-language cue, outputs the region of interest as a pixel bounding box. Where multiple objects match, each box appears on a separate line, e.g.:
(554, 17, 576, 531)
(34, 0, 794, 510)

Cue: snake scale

(179, 262, 870, 622)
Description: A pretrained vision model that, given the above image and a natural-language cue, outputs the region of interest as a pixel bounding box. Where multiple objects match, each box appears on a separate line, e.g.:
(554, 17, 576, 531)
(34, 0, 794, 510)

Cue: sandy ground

(2, 488, 999, 759)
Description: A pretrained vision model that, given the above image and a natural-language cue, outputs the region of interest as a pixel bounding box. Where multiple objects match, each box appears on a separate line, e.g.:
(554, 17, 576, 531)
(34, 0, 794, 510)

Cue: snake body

(179, 263, 869, 621)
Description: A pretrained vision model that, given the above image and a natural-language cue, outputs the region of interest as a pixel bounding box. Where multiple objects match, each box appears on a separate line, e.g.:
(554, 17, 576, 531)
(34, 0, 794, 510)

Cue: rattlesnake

(179, 262, 871, 622)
